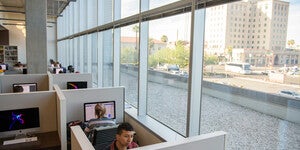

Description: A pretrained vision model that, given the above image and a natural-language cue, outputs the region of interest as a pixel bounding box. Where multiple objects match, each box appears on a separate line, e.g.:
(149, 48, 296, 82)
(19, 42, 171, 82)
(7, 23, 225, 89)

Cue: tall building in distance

(204, 0, 296, 66)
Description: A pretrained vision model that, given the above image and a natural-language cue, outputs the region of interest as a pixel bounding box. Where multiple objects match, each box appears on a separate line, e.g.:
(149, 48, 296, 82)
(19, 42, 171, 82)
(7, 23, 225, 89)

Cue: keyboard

(3, 137, 38, 145)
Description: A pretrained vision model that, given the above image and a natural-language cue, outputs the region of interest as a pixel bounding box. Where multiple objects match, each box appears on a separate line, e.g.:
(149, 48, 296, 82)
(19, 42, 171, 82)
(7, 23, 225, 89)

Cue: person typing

(84, 103, 116, 140)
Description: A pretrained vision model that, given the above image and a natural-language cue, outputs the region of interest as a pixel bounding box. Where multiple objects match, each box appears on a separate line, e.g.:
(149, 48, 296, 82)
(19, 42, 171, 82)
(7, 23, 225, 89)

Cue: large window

(120, 24, 139, 107)
(147, 14, 191, 136)
(200, 1, 300, 149)
(56, 0, 300, 149)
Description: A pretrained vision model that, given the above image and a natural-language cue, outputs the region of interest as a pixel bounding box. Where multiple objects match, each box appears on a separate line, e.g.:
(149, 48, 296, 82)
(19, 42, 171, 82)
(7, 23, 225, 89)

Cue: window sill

(125, 104, 184, 142)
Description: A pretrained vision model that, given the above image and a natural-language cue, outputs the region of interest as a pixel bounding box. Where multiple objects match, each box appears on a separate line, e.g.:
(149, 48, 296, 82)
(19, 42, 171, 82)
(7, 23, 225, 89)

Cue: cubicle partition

(0, 91, 57, 138)
(70, 126, 226, 150)
(0, 74, 49, 93)
(50, 73, 93, 90)
(62, 87, 125, 123)
(54, 84, 67, 150)
(52, 86, 124, 150)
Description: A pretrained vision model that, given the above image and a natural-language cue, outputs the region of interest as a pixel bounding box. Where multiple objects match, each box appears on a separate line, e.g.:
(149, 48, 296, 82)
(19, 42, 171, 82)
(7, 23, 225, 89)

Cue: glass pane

(121, 0, 139, 18)
(149, 0, 179, 10)
(200, 1, 300, 149)
(120, 24, 139, 107)
(92, 33, 98, 86)
(147, 13, 191, 136)
(82, 35, 88, 73)
(87, 0, 97, 29)
(102, 30, 113, 87)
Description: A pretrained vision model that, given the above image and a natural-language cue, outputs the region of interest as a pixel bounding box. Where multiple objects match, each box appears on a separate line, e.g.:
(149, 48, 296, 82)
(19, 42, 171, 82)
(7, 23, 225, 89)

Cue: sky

(286, 0, 300, 45)
(121, 0, 300, 45)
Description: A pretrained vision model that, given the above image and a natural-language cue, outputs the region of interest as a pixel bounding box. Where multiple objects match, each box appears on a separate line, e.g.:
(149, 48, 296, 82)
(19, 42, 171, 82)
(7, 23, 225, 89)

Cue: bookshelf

(0, 45, 18, 66)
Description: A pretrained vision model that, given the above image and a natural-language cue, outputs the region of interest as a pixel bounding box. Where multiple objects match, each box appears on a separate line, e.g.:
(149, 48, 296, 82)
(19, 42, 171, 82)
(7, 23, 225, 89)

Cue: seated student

(84, 103, 116, 137)
(104, 122, 138, 150)
(0, 66, 3, 75)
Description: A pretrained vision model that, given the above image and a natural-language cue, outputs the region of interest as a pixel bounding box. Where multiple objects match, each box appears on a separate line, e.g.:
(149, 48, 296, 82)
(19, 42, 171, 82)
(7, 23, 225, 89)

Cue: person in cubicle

(104, 122, 138, 150)
(84, 103, 116, 137)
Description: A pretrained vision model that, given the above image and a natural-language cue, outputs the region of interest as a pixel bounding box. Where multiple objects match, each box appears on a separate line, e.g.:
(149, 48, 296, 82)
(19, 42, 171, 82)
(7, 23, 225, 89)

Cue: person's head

(94, 103, 106, 118)
(13, 85, 24, 93)
(50, 59, 55, 64)
(116, 122, 136, 147)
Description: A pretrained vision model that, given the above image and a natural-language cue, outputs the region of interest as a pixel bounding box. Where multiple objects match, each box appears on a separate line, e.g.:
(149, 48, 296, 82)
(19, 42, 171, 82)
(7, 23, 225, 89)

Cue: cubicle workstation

(0, 72, 93, 93)
(49, 72, 93, 90)
(62, 86, 125, 124)
(70, 125, 227, 150)
(0, 91, 60, 149)
(54, 85, 125, 150)
(0, 74, 49, 93)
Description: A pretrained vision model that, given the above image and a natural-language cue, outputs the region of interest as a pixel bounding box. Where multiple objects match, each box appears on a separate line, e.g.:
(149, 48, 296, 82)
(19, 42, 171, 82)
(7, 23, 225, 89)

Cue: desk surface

(0, 131, 60, 150)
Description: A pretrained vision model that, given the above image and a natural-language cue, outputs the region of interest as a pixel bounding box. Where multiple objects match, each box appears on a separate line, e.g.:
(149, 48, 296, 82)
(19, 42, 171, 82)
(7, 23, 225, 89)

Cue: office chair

(92, 125, 119, 150)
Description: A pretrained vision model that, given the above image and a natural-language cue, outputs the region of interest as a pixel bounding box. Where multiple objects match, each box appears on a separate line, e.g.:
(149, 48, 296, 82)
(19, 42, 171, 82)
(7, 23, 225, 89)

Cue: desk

(0, 131, 60, 150)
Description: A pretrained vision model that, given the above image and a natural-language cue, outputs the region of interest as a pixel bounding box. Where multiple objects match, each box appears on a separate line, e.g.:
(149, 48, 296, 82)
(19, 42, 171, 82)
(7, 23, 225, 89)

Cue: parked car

(278, 90, 300, 99)
(261, 70, 275, 75)
(167, 65, 180, 71)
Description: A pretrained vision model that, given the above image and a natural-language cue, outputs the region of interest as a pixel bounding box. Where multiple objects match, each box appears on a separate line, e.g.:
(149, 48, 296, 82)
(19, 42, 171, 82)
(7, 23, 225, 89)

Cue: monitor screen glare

(0, 107, 40, 132)
(13, 83, 37, 93)
(84, 101, 116, 122)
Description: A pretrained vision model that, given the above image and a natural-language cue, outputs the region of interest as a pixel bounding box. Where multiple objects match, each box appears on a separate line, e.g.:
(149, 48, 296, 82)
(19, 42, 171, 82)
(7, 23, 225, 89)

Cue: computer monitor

(12, 83, 37, 93)
(67, 81, 87, 89)
(84, 101, 116, 122)
(0, 64, 7, 70)
(0, 107, 40, 138)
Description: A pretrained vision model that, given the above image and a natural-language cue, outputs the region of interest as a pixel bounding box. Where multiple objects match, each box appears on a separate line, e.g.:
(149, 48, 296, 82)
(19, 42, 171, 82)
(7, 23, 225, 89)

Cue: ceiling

(0, 0, 70, 26)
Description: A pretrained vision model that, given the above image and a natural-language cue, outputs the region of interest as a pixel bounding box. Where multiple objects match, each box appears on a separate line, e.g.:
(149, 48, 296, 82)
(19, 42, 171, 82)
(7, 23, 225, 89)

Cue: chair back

(93, 125, 119, 150)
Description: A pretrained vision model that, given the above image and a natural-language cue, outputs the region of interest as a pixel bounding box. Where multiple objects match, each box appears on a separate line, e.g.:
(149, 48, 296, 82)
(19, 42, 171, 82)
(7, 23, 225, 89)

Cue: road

(204, 65, 300, 94)
(204, 76, 300, 94)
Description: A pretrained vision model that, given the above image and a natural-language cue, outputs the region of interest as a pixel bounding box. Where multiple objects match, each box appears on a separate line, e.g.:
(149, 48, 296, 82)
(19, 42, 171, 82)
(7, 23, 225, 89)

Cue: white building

(205, 0, 290, 66)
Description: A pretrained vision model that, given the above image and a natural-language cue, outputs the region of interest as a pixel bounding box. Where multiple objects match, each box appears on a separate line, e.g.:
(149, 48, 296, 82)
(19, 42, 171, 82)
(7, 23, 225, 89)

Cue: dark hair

(117, 122, 134, 135)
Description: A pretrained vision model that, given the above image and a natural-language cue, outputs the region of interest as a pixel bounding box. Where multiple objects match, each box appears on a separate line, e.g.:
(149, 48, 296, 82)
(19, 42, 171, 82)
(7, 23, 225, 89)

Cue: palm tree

(287, 39, 295, 48)
(132, 25, 139, 50)
(161, 35, 168, 43)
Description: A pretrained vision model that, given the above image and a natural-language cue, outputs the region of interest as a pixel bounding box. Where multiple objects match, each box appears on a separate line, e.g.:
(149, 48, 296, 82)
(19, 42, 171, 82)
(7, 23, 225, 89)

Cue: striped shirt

(86, 117, 116, 130)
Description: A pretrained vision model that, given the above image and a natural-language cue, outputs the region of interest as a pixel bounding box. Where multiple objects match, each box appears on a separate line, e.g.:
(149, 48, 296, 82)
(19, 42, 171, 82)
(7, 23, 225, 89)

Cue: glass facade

(57, 0, 300, 149)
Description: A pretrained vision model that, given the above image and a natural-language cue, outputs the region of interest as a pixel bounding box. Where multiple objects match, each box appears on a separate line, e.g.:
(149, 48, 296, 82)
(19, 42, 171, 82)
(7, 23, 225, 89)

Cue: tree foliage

(149, 38, 154, 51)
(204, 53, 218, 65)
(287, 39, 295, 47)
(121, 47, 138, 64)
(149, 41, 189, 68)
(161, 35, 168, 43)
